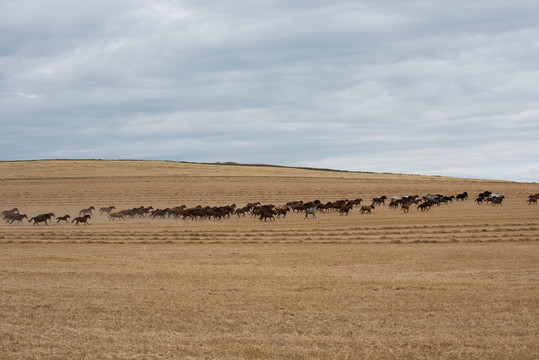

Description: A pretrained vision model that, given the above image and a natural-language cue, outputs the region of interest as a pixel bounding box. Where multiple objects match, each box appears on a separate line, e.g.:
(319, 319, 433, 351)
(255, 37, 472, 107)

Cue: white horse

(305, 207, 317, 219)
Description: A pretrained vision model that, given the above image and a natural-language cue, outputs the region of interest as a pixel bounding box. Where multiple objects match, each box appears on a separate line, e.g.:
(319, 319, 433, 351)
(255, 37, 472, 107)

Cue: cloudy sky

(1, 1, 538, 181)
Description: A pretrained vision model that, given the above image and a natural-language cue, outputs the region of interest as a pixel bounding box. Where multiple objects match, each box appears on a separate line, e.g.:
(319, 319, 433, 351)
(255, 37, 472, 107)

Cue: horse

(29, 213, 55, 226)
(246, 202, 261, 211)
(338, 204, 353, 216)
(456, 192, 468, 201)
(417, 202, 430, 212)
(234, 206, 249, 217)
(56, 215, 71, 223)
(108, 212, 125, 221)
(388, 200, 400, 209)
(259, 209, 276, 222)
(304, 207, 317, 219)
(72, 214, 91, 225)
(2, 208, 19, 221)
(528, 195, 538, 205)
(135, 206, 153, 217)
(488, 196, 505, 206)
(150, 209, 169, 219)
(371, 196, 387, 206)
(275, 206, 290, 218)
(99, 206, 116, 215)
(360, 205, 375, 214)
(79, 206, 95, 216)
(8, 213, 27, 224)
(401, 203, 410, 213)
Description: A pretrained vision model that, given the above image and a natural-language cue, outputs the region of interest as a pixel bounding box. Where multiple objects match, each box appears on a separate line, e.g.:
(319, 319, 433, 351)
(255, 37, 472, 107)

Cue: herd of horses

(1, 191, 537, 225)
(0, 210, 94, 226)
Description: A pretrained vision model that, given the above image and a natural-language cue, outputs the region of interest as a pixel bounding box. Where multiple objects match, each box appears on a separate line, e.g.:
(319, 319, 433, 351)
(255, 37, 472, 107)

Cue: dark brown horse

(2, 208, 19, 221)
(72, 214, 91, 225)
(29, 213, 55, 226)
(8, 213, 27, 224)
(417, 202, 431, 212)
(234, 206, 249, 217)
(56, 215, 71, 223)
(259, 209, 276, 222)
(338, 204, 353, 216)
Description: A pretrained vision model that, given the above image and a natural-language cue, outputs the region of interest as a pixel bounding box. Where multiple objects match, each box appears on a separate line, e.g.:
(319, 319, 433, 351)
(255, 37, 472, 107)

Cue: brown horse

(371, 196, 387, 206)
(2, 208, 19, 221)
(528, 195, 538, 205)
(29, 213, 55, 226)
(401, 203, 410, 213)
(234, 206, 249, 217)
(108, 212, 125, 221)
(338, 204, 353, 216)
(56, 215, 71, 223)
(259, 209, 276, 222)
(360, 205, 375, 214)
(489, 196, 505, 206)
(275, 206, 290, 218)
(8, 213, 27, 224)
(417, 202, 431, 212)
(72, 214, 91, 225)
(246, 202, 261, 210)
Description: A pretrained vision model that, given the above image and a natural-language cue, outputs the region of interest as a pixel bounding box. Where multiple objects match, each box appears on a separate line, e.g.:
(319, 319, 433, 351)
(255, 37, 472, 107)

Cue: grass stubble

(0, 160, 537, 359)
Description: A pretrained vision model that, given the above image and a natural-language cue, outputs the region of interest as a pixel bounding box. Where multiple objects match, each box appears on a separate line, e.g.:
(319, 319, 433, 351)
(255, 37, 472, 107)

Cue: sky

(1, 0, 538, 182)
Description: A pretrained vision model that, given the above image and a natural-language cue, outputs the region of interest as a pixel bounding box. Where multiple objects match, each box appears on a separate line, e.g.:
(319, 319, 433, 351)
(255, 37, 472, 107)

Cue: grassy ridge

(0, 158, 508, 182)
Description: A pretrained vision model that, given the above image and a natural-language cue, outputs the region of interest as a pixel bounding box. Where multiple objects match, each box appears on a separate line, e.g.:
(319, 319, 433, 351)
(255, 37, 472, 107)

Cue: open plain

(0, 160, 537, 359)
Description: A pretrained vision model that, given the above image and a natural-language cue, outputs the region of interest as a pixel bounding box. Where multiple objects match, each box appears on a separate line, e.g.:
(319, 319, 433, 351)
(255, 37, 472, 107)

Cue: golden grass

(0, 160, 538, 359)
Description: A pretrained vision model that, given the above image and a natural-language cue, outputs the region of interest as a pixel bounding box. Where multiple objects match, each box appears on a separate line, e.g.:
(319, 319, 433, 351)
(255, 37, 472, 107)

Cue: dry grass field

(1, 160, 537, 359)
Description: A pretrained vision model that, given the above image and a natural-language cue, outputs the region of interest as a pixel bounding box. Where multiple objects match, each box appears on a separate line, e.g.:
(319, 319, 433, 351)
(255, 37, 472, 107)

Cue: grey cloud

(1, 0, 538, 181)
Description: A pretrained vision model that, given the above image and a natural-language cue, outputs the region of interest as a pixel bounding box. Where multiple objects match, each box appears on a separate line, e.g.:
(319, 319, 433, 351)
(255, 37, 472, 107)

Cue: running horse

(371, 196, 387, 206)
(108, 212, 125, 221)
(99, 206, 116, 215)
(8, 213, 27, 224)
(79, 206, 95, 216)
(72, 214, 91, 225)
(360, 205, 375, 214)
(304, 207, 317, 219)
(29, 213, 55, 226)
(2, 208, 19, 221)
(56, 215, 71, 223)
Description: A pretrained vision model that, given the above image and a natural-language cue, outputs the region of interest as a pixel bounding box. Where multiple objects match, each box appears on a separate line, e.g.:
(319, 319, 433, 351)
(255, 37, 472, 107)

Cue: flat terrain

(0, 160, 537, 359)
